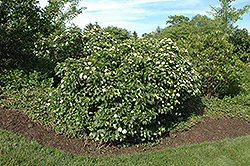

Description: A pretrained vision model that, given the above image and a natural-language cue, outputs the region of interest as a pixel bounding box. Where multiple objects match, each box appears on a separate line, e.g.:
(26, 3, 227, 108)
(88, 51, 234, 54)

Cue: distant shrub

(229, 28, 250, 63)
(34, 26, 132, 63)
(0, 66, 53, 90)
(102, 26, 132, 41)
(183, 30, 244, 98)
(37, 28, 199, 143)
(34, 26, 84, 63)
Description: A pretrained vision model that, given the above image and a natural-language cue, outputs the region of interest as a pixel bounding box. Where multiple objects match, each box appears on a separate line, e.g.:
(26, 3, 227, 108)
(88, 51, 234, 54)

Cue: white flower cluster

(48, 27, 200, 143)
(79, 73, 87, 79)
(118, 127, 127, 134)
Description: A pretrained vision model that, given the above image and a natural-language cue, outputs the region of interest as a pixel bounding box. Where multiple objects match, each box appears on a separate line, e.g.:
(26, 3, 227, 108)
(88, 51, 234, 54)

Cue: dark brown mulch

(0, 107, 250, 157)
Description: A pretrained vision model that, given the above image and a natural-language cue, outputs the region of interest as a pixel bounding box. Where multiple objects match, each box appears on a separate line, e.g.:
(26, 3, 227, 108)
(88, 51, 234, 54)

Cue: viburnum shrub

(247, 58, 250, 67)
(41, 28, 199, 143)
(34, 26, 84, 63)
(183, 30, 244, 98)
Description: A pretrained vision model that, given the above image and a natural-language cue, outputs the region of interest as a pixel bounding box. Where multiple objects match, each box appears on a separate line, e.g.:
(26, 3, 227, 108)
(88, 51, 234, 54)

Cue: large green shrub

(0, 0, 51, 64)
(34, 25, 132, 63)
(229, 28, 250, 63)
(0, 0, 83, 88)
(183, 30, 244, 98)
(34, 26, 84, 63)
(35, 28, 199, 143)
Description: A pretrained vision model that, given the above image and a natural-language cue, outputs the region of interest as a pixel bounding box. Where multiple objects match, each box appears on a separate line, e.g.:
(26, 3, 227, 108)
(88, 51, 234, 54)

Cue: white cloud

(82, 0, 203, 11)
(73, 0, 201, 30)
(161, 10, 207, 15)
(38, 0, 249, 36)
(83, 0, 178, 11)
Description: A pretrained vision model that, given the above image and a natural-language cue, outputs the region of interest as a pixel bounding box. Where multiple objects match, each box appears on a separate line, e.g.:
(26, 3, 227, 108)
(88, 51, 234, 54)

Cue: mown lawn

(1, 127, 250, 166)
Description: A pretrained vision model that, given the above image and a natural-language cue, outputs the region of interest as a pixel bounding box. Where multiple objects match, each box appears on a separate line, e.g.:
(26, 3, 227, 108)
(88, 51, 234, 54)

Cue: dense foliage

(0, 0, 84, 65)
(229, 28, 250, 63)
(1, 0, 250, 145)
(0, 0, 51, 65)
(208, 0, 250, 34)
(182, 31, 244, 98)
(103, 26, 132, 42)
(34, 28, 199, 143)
(33, 25, 132, 63)
(158, 15, 220, 41)
(34, 26, 84, 63)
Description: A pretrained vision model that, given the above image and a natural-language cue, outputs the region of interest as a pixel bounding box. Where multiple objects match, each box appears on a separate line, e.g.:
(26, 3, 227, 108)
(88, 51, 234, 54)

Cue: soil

(0, 107, 250, 157)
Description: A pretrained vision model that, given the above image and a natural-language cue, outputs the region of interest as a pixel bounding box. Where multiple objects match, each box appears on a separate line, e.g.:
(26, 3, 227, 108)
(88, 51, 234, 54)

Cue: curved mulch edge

(0, 107, 250, 157)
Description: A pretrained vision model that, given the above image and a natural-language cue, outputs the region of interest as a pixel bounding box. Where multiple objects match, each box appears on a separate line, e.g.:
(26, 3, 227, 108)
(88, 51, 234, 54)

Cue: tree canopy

(208, 0, 250, 34)
(0, 0, 50, 64)
(103, 26, 132, 41)
(83, 22, 101, 31)
(166, 15, 190, 26)
(158, 14, 220, 41)
(0, 0, 85, 66)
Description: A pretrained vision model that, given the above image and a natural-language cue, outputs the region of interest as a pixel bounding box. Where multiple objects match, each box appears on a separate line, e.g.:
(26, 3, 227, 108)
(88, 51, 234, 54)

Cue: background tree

(158, 15, 220, 41)
(103, 26, 132, 41)
(132, 31, 139, 39)
(0, 0, 51, 65)
(155, 26, 161, 34)
(182, 30, 243, 98)
(208, 0, 250, 34)
(83, 22, 101, 31)
(158, 15, 190, 41)
(166, 15, 189, 26)
(44, 0, 85, 27)
(189, 14, 220, 33)
(154, 26, 162, 38)
(141, 31, 157, 39)
(229, 28, 250, 63)
(141, 26, 161, 39)
(0, 0, 85, 67)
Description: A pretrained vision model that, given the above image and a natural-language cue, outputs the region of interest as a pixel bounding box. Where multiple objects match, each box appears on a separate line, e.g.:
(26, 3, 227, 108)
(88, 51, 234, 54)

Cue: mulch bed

(0, 107, 250, 157)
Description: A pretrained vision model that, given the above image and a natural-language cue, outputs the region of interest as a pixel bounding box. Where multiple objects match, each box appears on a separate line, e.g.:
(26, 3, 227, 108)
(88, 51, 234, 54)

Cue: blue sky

(38, 0, 250, 36)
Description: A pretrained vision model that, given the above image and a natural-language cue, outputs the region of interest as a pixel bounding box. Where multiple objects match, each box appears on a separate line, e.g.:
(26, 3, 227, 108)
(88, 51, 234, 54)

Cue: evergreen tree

(132, 31, 139, 39)
(84, 22, 101, 31)
(208, 0, 250, 34)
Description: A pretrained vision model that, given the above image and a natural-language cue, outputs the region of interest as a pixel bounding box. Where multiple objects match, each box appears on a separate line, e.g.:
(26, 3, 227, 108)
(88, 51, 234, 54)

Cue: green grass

(1, 127, 250, 166)
(1, 63, 250, 165)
